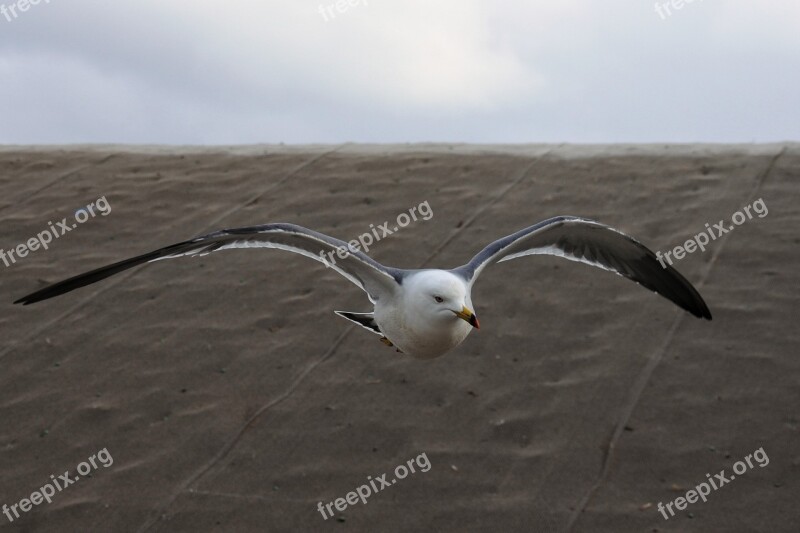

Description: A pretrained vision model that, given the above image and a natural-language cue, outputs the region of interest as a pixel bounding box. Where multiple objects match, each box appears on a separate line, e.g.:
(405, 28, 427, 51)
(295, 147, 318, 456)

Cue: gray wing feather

(452, 216, 711, 320)
(15, 223, 401, 305)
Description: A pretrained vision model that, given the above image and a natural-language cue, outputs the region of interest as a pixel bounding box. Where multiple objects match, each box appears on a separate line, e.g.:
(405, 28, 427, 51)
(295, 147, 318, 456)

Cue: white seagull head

(403, 270, 480, 330)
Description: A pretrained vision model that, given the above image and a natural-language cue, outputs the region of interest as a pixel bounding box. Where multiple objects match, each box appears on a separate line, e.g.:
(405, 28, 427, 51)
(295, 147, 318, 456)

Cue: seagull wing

(14, 223, 402, 305)
(452, 216, 711, 320)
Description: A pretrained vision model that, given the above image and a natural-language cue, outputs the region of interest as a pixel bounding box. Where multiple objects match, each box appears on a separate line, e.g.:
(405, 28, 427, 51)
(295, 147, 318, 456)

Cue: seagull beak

(454, 306, 480, 329)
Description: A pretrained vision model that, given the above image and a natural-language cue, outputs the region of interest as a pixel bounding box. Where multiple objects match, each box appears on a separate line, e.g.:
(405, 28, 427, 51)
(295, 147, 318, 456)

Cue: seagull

(15, 216, 711, 358)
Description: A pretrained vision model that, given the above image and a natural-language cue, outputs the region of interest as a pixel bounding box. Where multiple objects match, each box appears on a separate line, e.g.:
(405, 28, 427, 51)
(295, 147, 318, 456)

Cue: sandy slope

(0, 144, 797, 532)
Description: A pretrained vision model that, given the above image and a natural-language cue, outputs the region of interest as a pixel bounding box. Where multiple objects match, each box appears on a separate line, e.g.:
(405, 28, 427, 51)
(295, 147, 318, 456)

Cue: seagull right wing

(14, 223, 402, 305)
(452, 216, 712, 320)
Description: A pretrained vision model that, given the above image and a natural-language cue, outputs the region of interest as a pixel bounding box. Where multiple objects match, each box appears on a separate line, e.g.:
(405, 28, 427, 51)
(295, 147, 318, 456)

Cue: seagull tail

(334, 311, 382, 336)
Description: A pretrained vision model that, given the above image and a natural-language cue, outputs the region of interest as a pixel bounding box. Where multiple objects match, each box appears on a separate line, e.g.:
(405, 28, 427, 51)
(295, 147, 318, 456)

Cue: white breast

(374, 300, 472, 359)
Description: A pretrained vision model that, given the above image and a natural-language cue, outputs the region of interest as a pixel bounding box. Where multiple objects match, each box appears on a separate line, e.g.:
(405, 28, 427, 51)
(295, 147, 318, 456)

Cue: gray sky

(0, 0, 797, 144)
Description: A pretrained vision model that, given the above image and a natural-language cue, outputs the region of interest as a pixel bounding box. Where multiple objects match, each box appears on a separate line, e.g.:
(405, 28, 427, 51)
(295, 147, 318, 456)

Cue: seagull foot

(379, 337, 404, 353)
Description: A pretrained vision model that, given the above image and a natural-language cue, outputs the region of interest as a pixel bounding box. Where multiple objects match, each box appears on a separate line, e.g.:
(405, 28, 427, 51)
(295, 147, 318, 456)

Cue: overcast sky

(0, 0, 798, 144)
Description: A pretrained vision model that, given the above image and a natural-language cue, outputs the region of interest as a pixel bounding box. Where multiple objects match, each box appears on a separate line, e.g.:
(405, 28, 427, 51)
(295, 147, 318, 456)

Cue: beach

(0, 143, 797, 532)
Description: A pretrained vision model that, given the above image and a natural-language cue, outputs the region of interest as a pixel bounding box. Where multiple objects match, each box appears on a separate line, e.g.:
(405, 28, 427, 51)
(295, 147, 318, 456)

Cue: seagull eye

(434, 296, 444, 303)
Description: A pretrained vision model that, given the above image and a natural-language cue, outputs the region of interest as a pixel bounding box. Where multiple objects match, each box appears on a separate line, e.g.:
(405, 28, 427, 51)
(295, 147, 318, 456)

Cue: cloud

(0, 0, 796, 143)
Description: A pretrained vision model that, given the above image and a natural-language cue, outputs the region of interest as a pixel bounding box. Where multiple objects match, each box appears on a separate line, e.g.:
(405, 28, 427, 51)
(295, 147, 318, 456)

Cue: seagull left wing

(14, 223, 401, 305)
(452, 216, 712, 320)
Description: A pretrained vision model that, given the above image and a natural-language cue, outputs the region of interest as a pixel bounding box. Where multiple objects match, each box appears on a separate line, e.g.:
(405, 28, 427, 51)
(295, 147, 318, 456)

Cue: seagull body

(15, 216, 711, 358)
(372, 270, 475, 358)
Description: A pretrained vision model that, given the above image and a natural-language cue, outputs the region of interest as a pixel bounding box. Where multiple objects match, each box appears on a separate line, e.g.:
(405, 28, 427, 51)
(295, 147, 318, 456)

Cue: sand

(0, 144, 797, 532)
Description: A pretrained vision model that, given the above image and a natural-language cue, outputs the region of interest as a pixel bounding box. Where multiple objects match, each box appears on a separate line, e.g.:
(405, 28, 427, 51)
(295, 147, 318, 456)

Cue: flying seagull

(15, 216, 711, 358)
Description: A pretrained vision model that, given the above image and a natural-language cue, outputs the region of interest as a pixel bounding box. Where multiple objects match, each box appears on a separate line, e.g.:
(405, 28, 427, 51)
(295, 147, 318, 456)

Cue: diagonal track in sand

(135, 327, 353, 532)
(0, 154, 118, 215)
(565, 145, 787, 531)
(419, 148, 559, 268)
(136, 147, 557, 531)
(1, 145, 346, 364)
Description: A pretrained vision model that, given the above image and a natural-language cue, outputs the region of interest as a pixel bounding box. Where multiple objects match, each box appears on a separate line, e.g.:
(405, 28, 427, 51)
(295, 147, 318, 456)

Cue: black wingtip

(675, 287, 712, 321)
(14, 286, 69, 306)
(691, 305, 712, 321)
(13, 292, 41, 305)
(11, 237, 201, 307)
(683, 280, 712, 321)
(14, 292, 55, 305)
